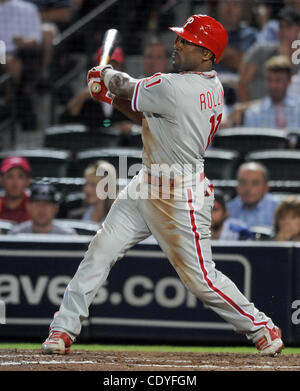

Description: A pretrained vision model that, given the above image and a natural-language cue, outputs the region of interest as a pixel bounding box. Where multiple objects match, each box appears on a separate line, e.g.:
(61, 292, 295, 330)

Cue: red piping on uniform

(145, 79, 162, 88)
(180, 71, 217, 78)
(186, 188, 267, 327)
(145, 72, 162, 81)
(133, 80, 143, 111)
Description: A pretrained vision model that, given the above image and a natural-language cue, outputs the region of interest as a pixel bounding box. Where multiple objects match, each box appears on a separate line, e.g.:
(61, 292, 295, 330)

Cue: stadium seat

(213, 128, 288, 155)
(32, 177, 85, 196)
(270, 193, 300, 204)
(246, 150, 300, 181)
(0, 149, 71, 178)
(250, 226, 273, 241)
(211, 179, 237, 200)
(123, 128, 143, 148)
(287, 129, 300, 149)
(57, 191, 85, 218)
(74, 147, 143, 178)
(44, 124, 122, 153)
(204, 149, 241, 180)
(269, 181, 300, 194)
(0, 219, 16, 234)
(53, 219, 99, 236)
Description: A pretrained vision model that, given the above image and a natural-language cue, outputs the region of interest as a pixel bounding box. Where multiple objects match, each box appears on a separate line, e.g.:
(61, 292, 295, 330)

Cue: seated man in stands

(224, 55, 300, 128)
(227, 162, 279, 228)
(142, 41, 170, 77)
(211, 188, 253, 240)
(273, 196, 300, 241)
(243, 55, 300, 129)
(10, 183, 76, 235)
(0, 156, 31, 223)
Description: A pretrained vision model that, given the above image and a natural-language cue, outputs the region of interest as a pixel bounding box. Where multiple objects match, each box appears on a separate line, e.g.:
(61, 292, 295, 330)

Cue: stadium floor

(0, 344, 300, 371)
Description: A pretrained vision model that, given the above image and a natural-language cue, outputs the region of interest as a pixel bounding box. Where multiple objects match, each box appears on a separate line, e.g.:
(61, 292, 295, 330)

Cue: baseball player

(42, 15, 283, 356)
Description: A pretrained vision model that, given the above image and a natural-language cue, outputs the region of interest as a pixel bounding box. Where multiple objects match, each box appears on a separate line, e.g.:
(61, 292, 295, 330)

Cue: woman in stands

(273, 196, 300, 241)
(79, 160, 117, 227)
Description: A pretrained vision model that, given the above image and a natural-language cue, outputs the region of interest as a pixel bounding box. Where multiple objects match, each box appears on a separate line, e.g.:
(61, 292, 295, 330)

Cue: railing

(52, 0, 119, 48)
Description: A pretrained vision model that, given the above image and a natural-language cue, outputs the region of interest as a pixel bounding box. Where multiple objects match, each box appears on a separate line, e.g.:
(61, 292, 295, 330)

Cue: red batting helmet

(169, 14, 228, 63)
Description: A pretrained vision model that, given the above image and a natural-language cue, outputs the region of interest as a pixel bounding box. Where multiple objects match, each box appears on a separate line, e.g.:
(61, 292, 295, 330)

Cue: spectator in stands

(82, 160, 117, 225)
(237, 7, 300, 102)
(227, 162, 279, 228)
(0, 156, 31, 223)
(211, 188, 253, 240)
(255, 0, 282, 44)
(214, 0, 258, 74)
(243, 55, 300, 129)
(0, 0, 43, 130)
(285, 0, 300, 11)
(25, 0, 72, 79)
(142, 41, 170, 77)
(59, 46, 132, 132)
(69, 160, 117, 226)
(221, 55, 297, 128)
(256, 0, 300, 44)
(273, 196, 300, 241)
(10, 183, 76, 234)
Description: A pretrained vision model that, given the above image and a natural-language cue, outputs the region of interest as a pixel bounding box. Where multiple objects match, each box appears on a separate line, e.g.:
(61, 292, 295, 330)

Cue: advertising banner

(0, 236, 295, 344)
(292, 244, 300, 344)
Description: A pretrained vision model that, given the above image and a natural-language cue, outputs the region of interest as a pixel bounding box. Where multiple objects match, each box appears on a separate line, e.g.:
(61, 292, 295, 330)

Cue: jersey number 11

(205, 113, 222, 150)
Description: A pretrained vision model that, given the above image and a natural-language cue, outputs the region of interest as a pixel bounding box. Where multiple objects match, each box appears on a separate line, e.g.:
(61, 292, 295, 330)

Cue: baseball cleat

(42, 330, 72, 355)
(254, 326, 284, 356)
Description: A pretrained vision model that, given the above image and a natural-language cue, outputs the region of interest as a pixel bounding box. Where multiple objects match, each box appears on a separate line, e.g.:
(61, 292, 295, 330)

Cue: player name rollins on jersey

(200, 86, 224, 111)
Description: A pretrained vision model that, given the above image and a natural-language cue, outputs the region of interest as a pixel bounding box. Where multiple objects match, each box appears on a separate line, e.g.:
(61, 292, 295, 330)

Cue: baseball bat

(91, 28, 120, 94)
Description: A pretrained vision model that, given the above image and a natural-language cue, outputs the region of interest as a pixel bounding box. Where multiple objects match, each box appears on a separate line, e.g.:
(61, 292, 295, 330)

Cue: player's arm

(102, 67, 137, 100)
(112, 98, 143, 125)
(89, 65, 138, 100)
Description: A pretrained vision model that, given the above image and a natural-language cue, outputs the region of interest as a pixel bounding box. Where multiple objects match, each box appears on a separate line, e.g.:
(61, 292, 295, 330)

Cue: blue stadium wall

(0, 236, 299, 345)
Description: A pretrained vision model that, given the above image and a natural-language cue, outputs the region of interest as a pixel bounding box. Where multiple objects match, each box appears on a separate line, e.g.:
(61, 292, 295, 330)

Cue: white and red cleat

(42, 330, 72, 355)
(254, 326, 284, 356)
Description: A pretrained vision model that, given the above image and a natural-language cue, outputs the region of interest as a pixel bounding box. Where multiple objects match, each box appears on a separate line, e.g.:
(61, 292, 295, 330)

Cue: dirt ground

(0, 348, 299, 371)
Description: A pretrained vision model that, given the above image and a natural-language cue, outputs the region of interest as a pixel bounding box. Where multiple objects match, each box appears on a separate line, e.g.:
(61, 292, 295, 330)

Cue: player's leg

(140, 180, 283, 355)
(42, 178, 151, 353)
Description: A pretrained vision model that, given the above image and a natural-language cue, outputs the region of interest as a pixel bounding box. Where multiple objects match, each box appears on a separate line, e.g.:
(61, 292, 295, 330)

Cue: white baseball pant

(50, 170, 274, 341)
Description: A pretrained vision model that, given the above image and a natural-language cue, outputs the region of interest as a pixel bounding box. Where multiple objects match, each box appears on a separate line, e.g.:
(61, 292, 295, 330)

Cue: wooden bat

(91, 28, 119, 94)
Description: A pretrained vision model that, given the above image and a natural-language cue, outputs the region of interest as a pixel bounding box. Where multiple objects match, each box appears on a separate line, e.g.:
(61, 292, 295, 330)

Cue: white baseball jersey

(49, 69, 275, 345)
(131, 71, 224, 176)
